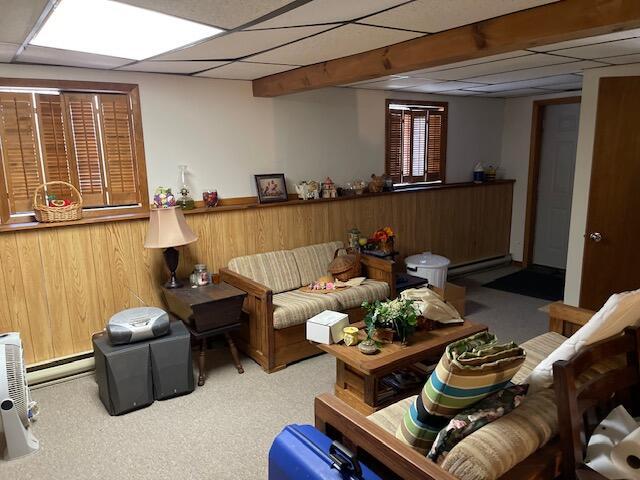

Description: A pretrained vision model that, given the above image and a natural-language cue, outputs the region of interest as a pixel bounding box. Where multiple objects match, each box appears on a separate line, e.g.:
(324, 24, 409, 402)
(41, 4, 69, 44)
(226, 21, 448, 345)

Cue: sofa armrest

(548, 302, 595, 337)
(360, 255, 396, 298)
(220, 267, 272, 300)
(314, 394, 457, 480)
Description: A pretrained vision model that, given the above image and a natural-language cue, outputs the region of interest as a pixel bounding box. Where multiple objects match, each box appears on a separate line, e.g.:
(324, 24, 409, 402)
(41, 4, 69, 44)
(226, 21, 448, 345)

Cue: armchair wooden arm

(548, 302, 595, 337)
(360, 255, 396, 298)
(314, 394, 457, 480)
(219, 267, 272, 300)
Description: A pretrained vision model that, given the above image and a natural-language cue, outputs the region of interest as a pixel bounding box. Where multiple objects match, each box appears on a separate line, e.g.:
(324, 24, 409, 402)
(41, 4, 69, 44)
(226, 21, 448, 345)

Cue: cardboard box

(433, 282, 466, 317)
(306, 310, 350, 344)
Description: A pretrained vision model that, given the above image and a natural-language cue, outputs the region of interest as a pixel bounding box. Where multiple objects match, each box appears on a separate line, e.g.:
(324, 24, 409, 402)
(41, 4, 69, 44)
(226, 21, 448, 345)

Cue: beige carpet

(4, 268, 550, 479)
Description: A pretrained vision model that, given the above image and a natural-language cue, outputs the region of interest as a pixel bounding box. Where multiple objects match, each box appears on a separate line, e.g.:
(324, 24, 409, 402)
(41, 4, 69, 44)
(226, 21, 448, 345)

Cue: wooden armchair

(314, 303, 596, 480)
(554, 326, 640, 480)
(220, 254, 395, 373)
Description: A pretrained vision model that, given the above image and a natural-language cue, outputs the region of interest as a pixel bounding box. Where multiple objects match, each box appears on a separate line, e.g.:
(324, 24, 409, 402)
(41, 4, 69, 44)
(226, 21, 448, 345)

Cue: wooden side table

(162, 281, 247, 386)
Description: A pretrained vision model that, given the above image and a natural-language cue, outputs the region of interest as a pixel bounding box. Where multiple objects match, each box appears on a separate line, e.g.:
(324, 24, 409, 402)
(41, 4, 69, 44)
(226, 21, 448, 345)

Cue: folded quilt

(396, 331, 526, 453)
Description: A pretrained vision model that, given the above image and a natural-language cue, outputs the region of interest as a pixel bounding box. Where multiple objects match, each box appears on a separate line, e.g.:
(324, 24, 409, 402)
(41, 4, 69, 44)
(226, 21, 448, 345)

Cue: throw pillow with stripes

(396, 331, 526, 454)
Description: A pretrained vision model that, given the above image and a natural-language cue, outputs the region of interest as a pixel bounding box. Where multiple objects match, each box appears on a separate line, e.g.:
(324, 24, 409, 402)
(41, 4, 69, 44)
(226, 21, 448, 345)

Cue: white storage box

(306, 310, 349, 345)
(405, 252, 450, 289)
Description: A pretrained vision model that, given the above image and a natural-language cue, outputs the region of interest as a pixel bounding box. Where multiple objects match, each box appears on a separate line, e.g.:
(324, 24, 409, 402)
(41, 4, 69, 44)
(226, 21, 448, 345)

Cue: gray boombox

(107, 307, 170, 345)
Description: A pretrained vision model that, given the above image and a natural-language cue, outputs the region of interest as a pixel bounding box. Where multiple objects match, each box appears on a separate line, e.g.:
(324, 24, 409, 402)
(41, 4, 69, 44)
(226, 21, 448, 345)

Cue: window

(385, 99, 447, 184)
(0, 79, 148, 224)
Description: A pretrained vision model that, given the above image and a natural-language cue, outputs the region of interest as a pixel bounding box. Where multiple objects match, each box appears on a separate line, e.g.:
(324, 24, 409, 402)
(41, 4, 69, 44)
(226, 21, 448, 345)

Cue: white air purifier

(0, 332, 39, 461)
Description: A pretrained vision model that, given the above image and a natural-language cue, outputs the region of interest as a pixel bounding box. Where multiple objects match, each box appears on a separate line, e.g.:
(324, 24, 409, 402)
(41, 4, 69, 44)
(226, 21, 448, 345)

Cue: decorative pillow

(396, 332, 526, 453)
(427, 384, 529, 464)
(527, 289, 640, 392)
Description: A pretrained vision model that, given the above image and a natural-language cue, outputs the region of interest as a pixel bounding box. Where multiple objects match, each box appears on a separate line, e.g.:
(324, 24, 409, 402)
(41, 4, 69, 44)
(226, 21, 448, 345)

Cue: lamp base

(163, 247, 183, 289)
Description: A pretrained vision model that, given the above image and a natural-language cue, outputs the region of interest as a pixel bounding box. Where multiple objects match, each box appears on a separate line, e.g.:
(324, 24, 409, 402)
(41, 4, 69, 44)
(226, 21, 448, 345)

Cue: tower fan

(0, 333, 39, 460)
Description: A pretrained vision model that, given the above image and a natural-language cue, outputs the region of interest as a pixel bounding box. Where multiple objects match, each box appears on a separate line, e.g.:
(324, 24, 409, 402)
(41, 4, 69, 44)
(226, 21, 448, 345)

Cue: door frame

(522, 96, 581, 268)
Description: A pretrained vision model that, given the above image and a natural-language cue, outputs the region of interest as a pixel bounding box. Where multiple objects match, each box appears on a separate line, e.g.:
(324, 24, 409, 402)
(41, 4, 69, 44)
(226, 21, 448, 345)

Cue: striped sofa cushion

(272, 290, 340, 330)
(228, 250, 301, 294)
(396, 332, 526, 453)
(291, 241, 344, 286)
(330, 280, 390, 310)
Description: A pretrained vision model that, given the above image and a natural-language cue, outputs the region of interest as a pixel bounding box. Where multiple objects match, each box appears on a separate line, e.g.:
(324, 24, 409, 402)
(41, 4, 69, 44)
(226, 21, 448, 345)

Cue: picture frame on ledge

(255, 173, 288, 204)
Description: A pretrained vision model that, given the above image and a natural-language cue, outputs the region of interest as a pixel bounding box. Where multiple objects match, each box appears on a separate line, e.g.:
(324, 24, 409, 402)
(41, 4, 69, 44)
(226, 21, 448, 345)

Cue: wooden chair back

(553, 326, 640, 480)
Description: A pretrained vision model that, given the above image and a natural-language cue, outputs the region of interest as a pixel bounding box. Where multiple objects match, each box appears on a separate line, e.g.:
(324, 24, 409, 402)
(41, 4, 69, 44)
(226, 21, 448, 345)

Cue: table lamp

(144, 207, 198, 288)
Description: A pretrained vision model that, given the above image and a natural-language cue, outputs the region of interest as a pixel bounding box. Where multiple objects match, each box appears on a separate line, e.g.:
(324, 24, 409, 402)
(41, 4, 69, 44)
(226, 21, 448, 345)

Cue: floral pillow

(427, 384, 529, 464)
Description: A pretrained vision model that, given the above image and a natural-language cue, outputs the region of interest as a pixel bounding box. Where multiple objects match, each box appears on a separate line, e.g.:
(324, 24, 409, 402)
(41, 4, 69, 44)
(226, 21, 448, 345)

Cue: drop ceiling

(1, 0, 640, 98)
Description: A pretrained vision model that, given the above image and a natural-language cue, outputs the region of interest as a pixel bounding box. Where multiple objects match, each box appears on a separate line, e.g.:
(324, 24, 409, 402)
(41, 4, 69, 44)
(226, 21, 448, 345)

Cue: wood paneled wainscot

(0, 181, 513, 366)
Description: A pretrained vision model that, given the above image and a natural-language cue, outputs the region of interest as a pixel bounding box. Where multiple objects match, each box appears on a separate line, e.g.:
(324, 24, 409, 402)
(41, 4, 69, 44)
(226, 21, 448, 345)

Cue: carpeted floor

(5, 267, 550, 479)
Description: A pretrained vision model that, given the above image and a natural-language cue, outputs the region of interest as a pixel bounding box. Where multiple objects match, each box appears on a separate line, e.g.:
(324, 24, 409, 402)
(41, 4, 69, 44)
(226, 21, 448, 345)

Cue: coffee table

(317, 319, 488, 415)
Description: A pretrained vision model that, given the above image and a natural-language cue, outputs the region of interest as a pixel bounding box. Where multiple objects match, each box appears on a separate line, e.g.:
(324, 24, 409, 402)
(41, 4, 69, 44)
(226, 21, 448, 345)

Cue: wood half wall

(0, 181, 513, 366)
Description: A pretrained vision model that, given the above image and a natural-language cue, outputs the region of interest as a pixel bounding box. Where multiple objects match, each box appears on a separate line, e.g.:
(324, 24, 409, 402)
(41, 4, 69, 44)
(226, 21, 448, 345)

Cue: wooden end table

(316, 319, 487, 415)
(162, 281, 247, 386)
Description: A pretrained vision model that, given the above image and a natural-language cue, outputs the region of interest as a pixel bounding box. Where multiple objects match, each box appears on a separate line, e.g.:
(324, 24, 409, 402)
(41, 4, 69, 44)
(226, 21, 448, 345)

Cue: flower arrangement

(370, 226, 395, 253)
(362, 298, 420, 345)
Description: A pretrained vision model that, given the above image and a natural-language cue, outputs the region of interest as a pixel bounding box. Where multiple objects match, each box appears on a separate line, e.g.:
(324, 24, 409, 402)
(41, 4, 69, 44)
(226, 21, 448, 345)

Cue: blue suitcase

(269, 424, 382, 480)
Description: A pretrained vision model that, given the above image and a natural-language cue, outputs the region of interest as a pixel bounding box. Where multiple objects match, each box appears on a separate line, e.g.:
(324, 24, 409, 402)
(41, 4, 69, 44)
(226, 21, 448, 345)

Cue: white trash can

(405, 252, 450, 289)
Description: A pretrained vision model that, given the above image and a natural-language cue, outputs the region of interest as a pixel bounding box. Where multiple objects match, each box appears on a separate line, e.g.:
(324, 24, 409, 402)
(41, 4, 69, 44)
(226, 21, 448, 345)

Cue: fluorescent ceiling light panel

(30, 0, 223, 61)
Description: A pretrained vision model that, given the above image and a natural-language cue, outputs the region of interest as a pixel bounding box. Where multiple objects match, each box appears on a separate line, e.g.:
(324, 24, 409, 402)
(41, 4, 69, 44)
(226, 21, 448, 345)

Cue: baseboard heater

(27, 352, 95, 387)
(448, 254, 512, 277)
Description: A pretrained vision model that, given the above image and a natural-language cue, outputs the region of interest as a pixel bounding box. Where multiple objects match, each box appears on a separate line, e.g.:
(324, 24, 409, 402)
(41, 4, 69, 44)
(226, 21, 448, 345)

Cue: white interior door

(533, 102, 580, 269)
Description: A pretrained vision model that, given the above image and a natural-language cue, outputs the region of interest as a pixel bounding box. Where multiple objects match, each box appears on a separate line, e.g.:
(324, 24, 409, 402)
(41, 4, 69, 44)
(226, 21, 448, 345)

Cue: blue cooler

(269, 424, 381, 480)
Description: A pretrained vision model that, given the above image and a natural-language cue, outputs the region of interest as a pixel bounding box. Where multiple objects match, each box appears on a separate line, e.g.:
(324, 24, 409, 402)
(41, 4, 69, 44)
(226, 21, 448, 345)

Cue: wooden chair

(553, 326, 640, 480)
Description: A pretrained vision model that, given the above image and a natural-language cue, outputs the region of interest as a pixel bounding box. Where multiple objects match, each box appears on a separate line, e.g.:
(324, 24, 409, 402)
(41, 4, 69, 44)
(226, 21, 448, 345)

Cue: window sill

(0, 180, 515, 234)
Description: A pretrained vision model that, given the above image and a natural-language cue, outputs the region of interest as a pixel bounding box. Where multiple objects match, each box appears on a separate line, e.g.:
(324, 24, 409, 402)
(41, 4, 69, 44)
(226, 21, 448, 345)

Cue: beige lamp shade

(144, 207, 198, 249)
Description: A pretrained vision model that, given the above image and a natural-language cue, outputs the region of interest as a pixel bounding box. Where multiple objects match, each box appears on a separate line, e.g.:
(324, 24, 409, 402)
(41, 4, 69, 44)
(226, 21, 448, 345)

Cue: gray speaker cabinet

(149, 320, 194, 400)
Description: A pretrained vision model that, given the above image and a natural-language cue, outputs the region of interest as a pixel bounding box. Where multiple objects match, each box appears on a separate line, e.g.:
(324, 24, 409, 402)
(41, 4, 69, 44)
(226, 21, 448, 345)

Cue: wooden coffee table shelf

(317, 319, 488, 415)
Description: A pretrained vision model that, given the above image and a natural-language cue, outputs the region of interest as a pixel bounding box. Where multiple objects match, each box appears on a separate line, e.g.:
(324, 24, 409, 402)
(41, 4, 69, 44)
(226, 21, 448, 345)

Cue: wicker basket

(33, 181, 83, 223)
(328, 248, 362, 282)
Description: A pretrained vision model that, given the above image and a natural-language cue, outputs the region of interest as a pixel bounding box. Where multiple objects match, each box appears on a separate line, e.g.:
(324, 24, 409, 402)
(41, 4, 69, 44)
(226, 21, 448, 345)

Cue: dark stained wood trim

(252, 0, 640, 97)
(0, 77, 139, 93)
(522, 96, 580, 268)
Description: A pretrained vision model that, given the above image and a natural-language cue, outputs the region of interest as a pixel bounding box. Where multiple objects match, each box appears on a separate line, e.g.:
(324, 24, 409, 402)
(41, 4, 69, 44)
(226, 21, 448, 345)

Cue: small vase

(357, 339, 378, 355)
(373, 328, 394, 344)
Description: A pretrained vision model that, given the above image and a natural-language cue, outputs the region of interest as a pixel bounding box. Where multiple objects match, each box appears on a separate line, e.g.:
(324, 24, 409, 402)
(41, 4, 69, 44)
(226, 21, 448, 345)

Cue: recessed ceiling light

(30, 0, 223, 61)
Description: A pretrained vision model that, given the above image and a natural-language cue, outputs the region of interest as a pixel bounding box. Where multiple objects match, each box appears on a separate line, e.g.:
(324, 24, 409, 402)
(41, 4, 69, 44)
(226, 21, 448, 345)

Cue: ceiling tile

(407, 80, 486, 93)
(0, 0, 49, 44)
(195, 61, 298, 80)
(0, 42, 19, 62)
(118, 60, 228, 74)
(117, 0, 292, 29)
(413, 53, 570, 81)
(485, 88, 552, 98)
(362, 0, 558, 33)
(551, 37, 640, 60)
(546, 81, 582, 91)
(598, 53, 640, 65)
(465, 74, 582, 92)
(530, 28, 640, 52)
(407, 51, 533, 76)
(248, 0, 406, 29)
(16, 45, 131, 69)
(352, 76, 436, 90)
(429, 89, 483, 96)
(155, 25, 334, 61)
(248, 24, 423, 65)
(465, 60, 604, 84)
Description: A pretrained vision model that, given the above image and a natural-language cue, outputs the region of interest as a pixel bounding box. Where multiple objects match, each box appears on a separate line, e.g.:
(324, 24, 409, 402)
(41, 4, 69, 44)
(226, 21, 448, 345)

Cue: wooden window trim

(385, 99, 448, 185)
(0, 78, 149, 225)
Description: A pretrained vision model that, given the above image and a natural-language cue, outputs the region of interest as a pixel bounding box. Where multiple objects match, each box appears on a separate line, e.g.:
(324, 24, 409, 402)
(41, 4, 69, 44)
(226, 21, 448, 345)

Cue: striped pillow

(396, 332, 526, 453)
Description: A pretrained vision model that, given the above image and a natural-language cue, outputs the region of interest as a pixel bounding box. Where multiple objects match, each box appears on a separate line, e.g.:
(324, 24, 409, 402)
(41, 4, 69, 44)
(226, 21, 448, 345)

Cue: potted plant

(362, 298, 419, 346)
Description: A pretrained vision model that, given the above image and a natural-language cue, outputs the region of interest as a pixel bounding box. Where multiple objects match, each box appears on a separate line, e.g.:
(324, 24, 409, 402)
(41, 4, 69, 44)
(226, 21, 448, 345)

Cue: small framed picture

(255, 174, 288, 204)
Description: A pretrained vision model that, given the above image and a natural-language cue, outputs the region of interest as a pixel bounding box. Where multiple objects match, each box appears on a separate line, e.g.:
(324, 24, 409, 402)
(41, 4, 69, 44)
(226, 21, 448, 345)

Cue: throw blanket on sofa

(396, 332, 526, 453)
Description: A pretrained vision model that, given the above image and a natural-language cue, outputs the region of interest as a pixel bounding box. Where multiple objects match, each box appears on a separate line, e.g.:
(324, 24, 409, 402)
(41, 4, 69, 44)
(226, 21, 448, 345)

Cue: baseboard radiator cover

(448, 254, 512, 277)
(27, 355, 95, 387)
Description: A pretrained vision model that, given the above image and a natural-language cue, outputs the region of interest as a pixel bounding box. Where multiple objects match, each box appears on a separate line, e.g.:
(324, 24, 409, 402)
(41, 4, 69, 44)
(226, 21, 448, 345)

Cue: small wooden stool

(162, 281, 247, 386)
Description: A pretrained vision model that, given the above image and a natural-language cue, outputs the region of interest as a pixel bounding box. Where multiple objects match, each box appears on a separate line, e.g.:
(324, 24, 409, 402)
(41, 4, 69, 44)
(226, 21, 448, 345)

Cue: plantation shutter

(36, 94, 77, 200)
(426, 110, 446, 182)
(385, 109, 403, 183)
(411, 110, 427, 180)
(63, 93, 106, 207)
(0, 93, 43, 213)
(402, 111, 411, 178)
(98, 94, 139, 205)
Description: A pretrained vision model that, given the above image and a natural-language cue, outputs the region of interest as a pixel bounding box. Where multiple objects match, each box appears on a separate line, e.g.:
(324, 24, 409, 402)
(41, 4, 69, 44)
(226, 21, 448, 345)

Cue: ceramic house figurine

(322, 177, 337, 199)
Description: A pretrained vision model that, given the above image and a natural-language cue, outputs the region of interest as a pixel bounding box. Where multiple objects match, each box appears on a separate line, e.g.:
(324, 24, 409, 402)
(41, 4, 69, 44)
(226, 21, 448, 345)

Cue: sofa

(219, 241, 395, 373)
(314, 302, 617, 480)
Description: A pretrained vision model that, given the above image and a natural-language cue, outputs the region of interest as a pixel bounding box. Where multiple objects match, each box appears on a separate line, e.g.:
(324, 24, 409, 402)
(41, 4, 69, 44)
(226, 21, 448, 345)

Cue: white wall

(0, 64, 505, 199)
(499, 91, 581, 262)
(564, 63, 640, 305)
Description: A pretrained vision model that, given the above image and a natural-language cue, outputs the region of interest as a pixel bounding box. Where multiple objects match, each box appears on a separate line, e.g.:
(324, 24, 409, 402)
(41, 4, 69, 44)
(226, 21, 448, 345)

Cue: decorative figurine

(322, 177, 337, 199)
(153, 187, 176, 208)
(369, 173, 385, 193)
(295, 180, 320, 200)
(203, 190, 219, 207)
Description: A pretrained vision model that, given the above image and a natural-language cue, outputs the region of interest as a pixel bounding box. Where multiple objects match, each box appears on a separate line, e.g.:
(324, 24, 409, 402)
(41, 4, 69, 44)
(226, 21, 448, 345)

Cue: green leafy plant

(362, 298, 419, 344)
